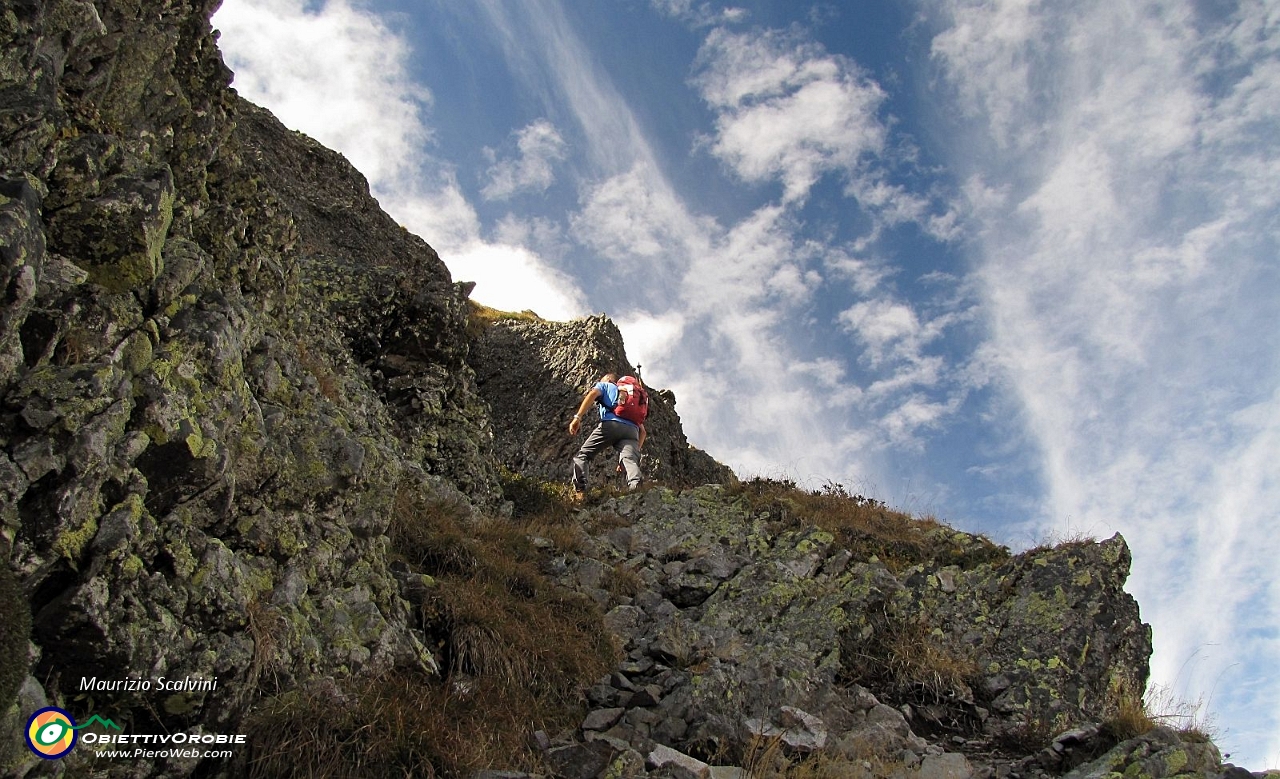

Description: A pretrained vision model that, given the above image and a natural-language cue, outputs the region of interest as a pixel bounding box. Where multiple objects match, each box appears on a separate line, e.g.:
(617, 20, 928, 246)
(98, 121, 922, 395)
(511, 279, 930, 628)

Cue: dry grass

(743, 733, 787, 778)
(742, 733, 903, 779)
(602, 563, 644, 599)
(464, 301, 543, 341)
(992, 682, 1218, 756)
(1104, 681, 1155, 740)
(729, 478, 1008, 572)
(246, 599, 290, 694)
(882, 621, 979, 703)
(989, 712, 1062, 753)
(245, 672, 550, 779)
(1105, 682, 1218, 744)
(390, 482, 617, 703)
(296, 343, 342, 402)
(843, 611, 979, 708)
(1024, 528, 1100, 556)
(242, 480, 619, 778)
(495, 468, 590, 554)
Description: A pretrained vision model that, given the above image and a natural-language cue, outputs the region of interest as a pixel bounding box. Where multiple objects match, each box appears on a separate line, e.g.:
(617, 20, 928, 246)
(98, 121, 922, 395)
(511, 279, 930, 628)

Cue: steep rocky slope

(0, 1, 1263, 778)
(0, 0, 507, 773)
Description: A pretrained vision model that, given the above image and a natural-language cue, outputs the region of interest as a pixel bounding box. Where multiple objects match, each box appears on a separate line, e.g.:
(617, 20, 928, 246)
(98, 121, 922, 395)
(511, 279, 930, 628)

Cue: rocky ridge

(0, 1, 1269, 778)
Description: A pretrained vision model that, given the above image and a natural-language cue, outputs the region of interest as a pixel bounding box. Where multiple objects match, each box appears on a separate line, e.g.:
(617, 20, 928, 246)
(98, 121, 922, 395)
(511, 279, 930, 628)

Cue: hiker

(568, 372, 647, 497)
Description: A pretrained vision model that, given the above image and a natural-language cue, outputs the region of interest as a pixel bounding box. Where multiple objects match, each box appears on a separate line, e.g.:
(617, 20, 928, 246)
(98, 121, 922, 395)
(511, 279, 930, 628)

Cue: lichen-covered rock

(231, 100, 506, 506)
(0, 0, 485, 772)
(1062, 726, 1221, 779)
(550, 486, 1155, 770)
(0, 545, 31, 735)
(902, 534, 1152, 738)
(0, 177, 48, 390)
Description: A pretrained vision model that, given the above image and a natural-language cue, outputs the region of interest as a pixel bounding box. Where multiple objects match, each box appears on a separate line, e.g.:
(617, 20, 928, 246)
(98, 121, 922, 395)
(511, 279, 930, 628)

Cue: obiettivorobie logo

(25, 708, 122, 760)
(25, 708, 245, 761)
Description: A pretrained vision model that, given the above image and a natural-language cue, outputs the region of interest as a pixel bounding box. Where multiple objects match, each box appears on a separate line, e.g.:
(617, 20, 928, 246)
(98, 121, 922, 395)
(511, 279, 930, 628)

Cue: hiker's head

(601, 373, 618, 384)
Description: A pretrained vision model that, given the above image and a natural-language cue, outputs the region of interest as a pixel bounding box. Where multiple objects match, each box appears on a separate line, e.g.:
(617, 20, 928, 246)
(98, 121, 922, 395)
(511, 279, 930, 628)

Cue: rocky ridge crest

(0, 1, 1264, 778)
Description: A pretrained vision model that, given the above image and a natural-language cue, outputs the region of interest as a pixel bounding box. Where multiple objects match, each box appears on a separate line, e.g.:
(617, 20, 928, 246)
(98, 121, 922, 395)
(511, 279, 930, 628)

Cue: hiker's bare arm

(568, 387, 602, 436)
(638, 425, 646, 449)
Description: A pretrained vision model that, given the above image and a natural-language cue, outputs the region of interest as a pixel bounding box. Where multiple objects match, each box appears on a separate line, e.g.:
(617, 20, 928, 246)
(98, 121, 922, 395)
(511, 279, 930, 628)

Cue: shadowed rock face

(0, 2, 1246, 778)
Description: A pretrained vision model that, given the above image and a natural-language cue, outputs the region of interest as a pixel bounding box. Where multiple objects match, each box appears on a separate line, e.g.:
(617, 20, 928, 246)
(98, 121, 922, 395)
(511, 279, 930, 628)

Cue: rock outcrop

(542, 486, 1159, 776)
(0, 1, 1264, 778)
(469, 314, 734, 491)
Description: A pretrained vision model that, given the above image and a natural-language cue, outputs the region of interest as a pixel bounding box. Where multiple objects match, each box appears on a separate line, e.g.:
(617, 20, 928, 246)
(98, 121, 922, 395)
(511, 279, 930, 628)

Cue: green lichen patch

(0, 550, 31, 715)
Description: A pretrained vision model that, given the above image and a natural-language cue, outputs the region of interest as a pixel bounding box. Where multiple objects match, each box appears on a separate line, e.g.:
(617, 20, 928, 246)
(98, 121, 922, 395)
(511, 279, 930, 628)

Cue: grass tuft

(244, 672, 548, 778)
(842, 610, 978, 709)
(464, 301, 543, 342)
(1103, 682, 1218, 744)
(742, 732, 907, 779)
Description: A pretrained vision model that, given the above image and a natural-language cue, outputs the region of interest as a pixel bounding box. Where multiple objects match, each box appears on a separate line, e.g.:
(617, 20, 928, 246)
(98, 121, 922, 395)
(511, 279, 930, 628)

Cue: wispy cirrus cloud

(927, 0, 1280, 763)
(571, 166, 707, 265)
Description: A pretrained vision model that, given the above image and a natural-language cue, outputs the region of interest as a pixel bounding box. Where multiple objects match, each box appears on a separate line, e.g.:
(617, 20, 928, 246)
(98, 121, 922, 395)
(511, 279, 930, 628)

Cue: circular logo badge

(26, 707, 78, 760)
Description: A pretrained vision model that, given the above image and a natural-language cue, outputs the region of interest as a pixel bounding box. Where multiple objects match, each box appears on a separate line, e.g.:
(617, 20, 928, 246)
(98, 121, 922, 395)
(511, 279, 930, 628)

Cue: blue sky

(212, 0, 1280, 766)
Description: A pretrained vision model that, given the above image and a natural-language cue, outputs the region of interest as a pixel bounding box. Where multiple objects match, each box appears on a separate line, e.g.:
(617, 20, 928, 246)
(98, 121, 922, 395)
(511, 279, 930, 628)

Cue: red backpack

(611, 376, 649, 425)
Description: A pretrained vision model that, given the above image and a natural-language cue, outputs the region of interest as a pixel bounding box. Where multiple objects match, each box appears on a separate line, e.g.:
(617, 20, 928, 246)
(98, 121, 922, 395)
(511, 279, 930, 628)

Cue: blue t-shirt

(595, 381, 638, 427)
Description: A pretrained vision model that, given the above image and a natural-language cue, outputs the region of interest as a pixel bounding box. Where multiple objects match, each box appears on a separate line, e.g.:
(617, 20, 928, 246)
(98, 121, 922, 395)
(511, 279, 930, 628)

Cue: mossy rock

(0, 551, 31, 713)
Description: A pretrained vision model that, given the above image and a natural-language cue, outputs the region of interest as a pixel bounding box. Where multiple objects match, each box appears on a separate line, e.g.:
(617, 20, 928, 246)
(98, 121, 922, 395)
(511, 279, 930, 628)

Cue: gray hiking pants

(572, 420, 642, 492)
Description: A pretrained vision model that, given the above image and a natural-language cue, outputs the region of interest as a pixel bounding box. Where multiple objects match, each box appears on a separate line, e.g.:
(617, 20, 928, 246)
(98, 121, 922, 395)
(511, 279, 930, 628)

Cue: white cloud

(880, 393, 961, 446)
(379, 178, 482, 256)
(474, 0, 661, 176)
(613, 311, 687, 386)
(213, 0, 430, 186)
(445, 242, 588, 321)
(481, 120, 568, 200)
(571, 166, 706, 264)
(692, 27, 889, 203)
(839, 300, 925, 361)
(928, 0, 1047, 150)
(837, 295, 964, 444)
(824, 249, 888, 295)
(492, 214, 572, 260)
(684, 204, 811, 314)
(214, 0, 589, 323)
(928, 0, 1280, 764)
(650, 0, 748, 28)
